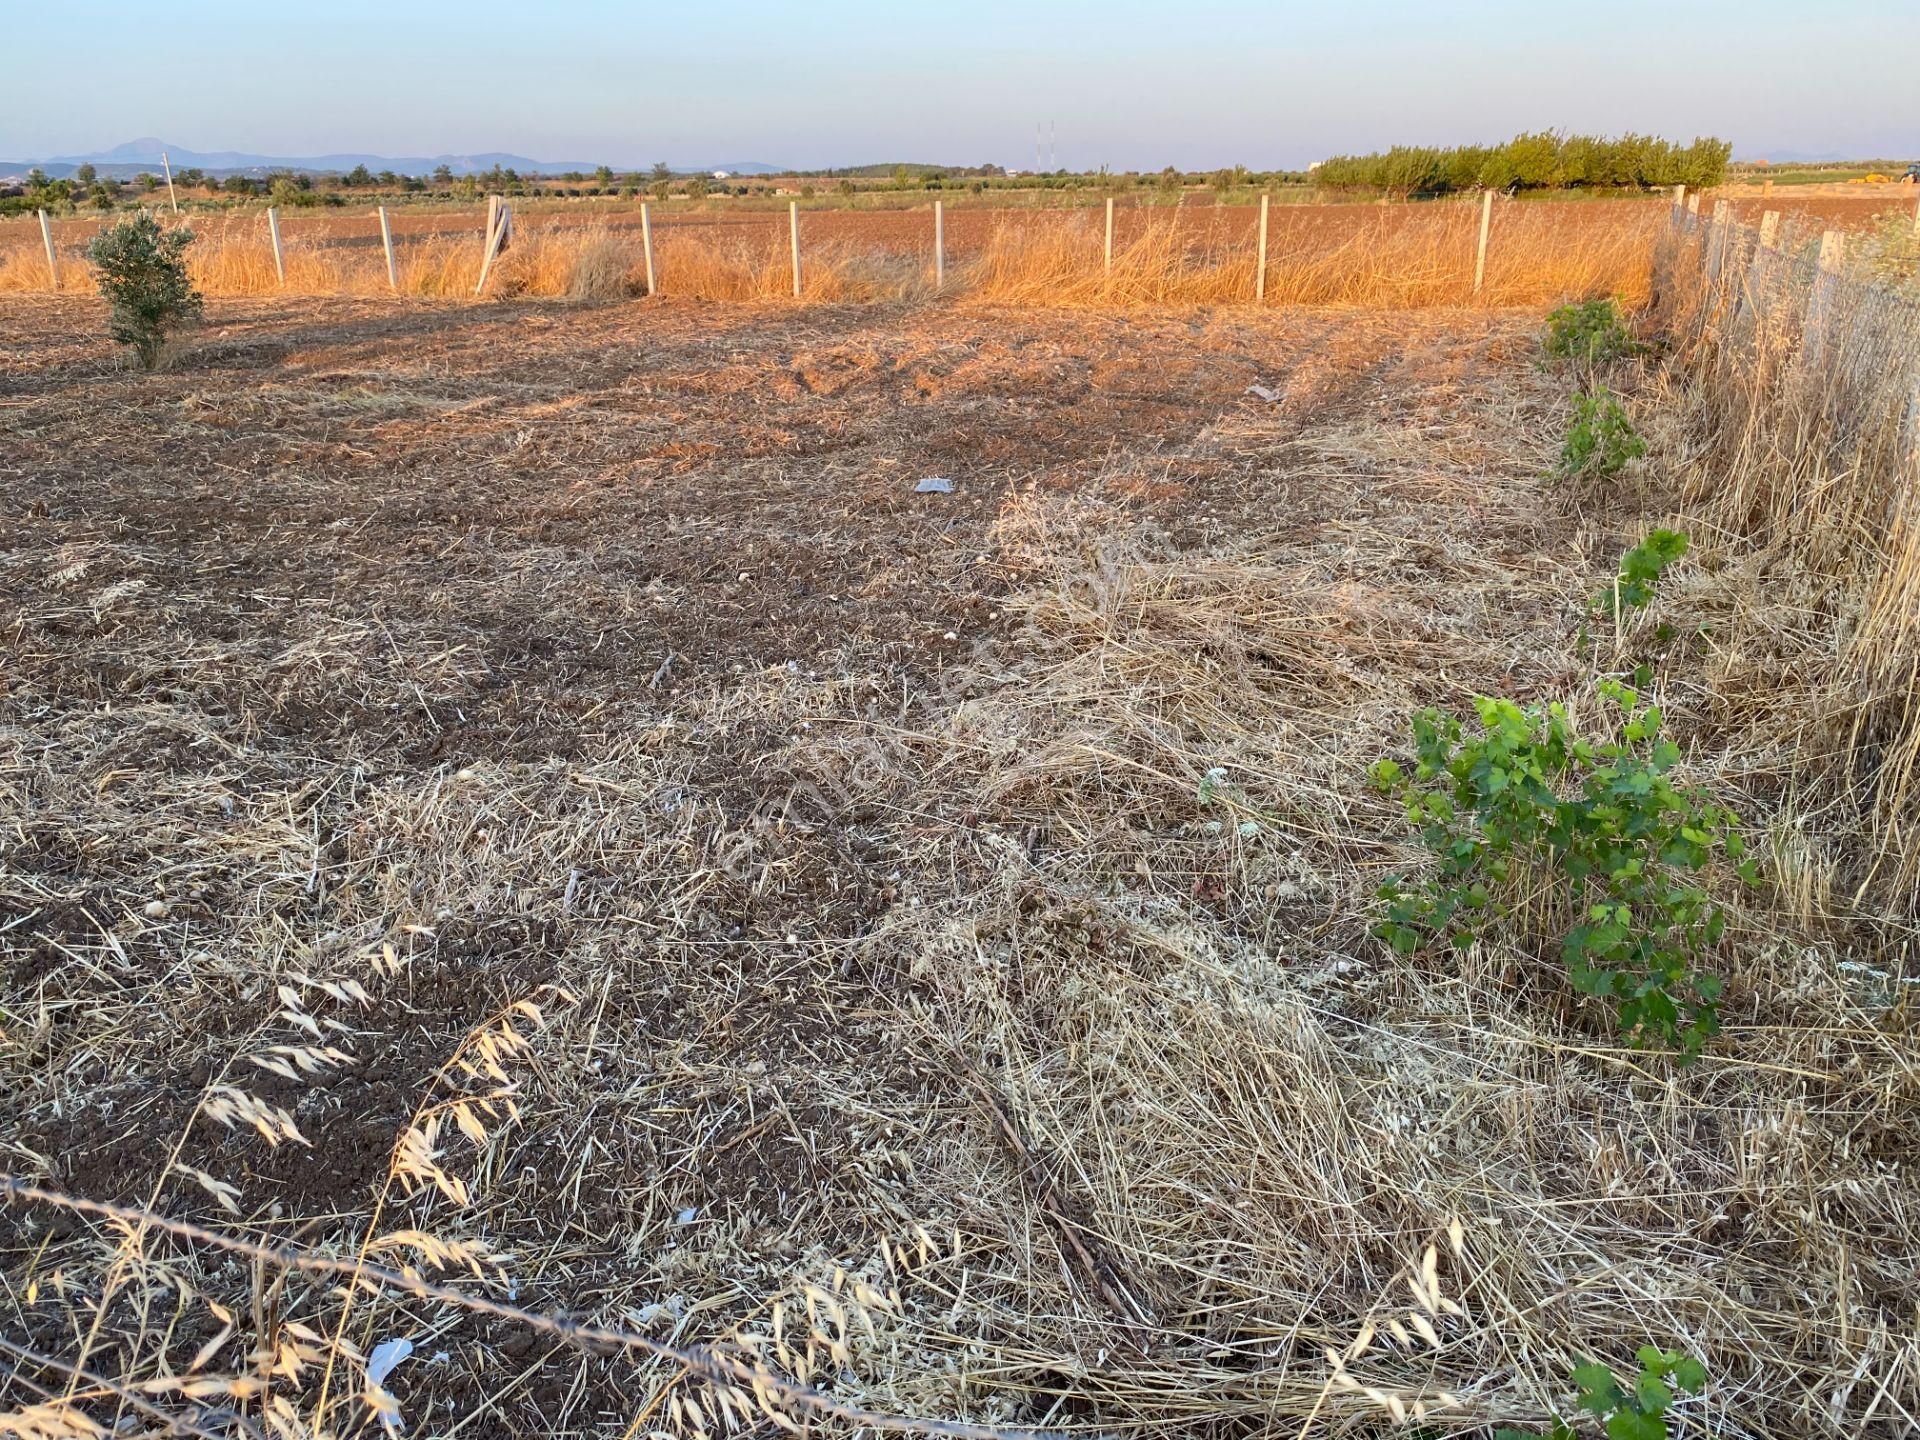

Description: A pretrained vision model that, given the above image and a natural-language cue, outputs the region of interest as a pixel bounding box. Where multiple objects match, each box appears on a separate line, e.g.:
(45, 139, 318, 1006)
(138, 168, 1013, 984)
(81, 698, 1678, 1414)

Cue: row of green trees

(1315, 133, 1732, 195)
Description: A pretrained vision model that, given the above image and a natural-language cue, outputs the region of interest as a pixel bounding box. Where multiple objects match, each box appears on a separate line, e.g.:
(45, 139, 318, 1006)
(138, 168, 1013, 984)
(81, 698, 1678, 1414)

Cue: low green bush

(1371, 534, 1752, 1059)
(1498, 1348, 1707, 1440)
(1545, 299, 1635, 363)
(1559, 389, 1647, 480)
(86, 212, 203, 370)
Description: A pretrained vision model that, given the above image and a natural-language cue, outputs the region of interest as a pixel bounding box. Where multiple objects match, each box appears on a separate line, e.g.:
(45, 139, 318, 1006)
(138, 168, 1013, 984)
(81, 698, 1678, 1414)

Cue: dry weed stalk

(0, 1180, 1058, 1440)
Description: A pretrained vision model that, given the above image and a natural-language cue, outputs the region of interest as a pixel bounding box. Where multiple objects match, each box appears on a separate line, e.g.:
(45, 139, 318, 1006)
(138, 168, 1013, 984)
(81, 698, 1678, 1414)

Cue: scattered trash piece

(366, 1337, 414, 1387)
(675, 1207, 699, 1225)
(1246, 384, 1282, 403)
(915, 477, 954, 493)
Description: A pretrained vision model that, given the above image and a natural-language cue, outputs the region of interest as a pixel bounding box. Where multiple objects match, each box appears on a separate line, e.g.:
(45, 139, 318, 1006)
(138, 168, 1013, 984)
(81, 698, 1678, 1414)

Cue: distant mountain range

(1738, 149, 1914, 165)
(0, 139, 788, 181)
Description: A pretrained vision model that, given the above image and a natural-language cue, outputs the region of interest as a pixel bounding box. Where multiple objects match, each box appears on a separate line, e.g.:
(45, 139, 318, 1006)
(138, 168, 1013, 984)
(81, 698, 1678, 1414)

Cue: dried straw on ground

(2, 293, 1918, 1439)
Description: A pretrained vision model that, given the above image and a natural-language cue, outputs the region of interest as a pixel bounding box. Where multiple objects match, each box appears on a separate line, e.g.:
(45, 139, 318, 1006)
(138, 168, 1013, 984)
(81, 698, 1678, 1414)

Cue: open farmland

(6, 195, 1920, 1440)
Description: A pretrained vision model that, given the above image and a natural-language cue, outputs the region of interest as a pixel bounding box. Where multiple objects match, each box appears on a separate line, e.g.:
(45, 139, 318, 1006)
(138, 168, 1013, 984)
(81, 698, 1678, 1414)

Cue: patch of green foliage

(86, 212, 203, 370)
(1592, 529, 1688, 622)
(1315, 133, 1730, 195)
(1559, 390, 1646, 481)
(1372, 534, 1753, 1060)
(1497, 1348, 1707, 1440)
(1545, 299, 1635, 364)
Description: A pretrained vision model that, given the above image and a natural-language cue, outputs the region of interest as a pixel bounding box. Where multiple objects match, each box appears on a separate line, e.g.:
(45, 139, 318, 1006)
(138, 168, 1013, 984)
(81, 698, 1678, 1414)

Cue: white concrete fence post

(790, 200, 802, 299)
(378, 205, 397, 291)
(1803, 230, 1846, 362)
(38, 210, 58, 290)
(475, 197, 509, 295)
(934, 199, 945, 290)
(1254, 193, 1269, 304)
(1473, 189, 1493, 296)
(641, 202, 656, 296)
(1104, 195, 1114, 273)
(266, 206, 285, 285)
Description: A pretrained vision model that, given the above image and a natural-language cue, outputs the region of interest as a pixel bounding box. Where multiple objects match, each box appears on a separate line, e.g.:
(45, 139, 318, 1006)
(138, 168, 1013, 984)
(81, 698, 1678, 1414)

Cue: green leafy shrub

(86, 212, 203, 370)
(1371, 537, 1751, 1059)
(1497, 1347, 1707, 1440)
(1545, 299, 1635, 363)
(1592, 529, 1688, 621)
(1559, 390, 1647, 480)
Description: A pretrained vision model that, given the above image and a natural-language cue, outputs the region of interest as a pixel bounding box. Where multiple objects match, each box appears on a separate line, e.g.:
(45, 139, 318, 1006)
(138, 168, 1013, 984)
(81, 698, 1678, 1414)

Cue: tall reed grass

(1654, 204, 1920, 902)
(1, 202, 1660, 309)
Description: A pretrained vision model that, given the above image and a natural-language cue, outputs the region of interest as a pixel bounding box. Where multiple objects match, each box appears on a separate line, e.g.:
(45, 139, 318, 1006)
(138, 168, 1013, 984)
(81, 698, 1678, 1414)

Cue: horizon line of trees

(1314, 133, 1732, 194)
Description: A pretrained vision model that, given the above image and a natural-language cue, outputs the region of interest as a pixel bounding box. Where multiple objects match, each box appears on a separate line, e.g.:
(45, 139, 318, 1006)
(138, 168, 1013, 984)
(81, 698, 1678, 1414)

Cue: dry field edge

(7, 194, 1909, 308)
(2, 222, 1919, 1440)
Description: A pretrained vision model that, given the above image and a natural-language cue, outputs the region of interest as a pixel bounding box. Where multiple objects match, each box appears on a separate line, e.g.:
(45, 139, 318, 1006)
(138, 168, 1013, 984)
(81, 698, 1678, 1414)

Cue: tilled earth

(1, 292, 1582, 1435)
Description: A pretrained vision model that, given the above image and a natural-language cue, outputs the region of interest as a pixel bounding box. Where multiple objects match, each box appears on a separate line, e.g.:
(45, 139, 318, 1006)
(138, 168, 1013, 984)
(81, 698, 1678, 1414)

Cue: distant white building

(711, 169, 731, 180)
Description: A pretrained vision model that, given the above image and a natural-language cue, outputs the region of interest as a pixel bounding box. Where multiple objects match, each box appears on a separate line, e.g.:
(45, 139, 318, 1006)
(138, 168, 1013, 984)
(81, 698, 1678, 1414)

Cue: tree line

(1314, 133, 1732, 195)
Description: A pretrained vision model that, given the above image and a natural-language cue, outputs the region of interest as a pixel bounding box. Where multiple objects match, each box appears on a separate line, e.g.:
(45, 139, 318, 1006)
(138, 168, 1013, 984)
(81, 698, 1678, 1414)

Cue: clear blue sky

(8, 0, 1915, 168)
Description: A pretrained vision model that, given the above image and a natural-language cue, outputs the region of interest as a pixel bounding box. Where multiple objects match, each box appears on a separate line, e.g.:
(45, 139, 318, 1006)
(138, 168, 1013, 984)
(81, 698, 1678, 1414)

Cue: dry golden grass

(0, 200, 1660, 309)
(1652, 203, 1920, 905)
(965, 202, 1662, 308)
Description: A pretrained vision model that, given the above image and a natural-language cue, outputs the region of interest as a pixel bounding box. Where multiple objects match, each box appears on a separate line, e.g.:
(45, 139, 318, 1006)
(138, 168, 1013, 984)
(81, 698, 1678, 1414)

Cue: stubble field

(3, 284, 1918, 1439)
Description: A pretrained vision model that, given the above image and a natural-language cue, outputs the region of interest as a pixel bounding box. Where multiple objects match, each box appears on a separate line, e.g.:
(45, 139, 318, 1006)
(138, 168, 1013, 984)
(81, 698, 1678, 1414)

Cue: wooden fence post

(37, 210, 58, 290)
(1473, 189, 1493, 296)
(641, 202, 656, 296)
(934, 199, 945, 290)
(1254, 193, 1269, 303)
(161, 151, 179, 215)
(1104, 195, 1114, 272)
(789, 200, 802, 299)
(475, 198, 509, 295)
(266, 206, 285, 285)
(377, 206, 397, 291)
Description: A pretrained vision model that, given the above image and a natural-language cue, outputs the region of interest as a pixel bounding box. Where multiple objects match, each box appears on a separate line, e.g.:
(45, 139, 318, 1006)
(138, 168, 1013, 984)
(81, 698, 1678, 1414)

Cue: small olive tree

(86, 212, 203, 370)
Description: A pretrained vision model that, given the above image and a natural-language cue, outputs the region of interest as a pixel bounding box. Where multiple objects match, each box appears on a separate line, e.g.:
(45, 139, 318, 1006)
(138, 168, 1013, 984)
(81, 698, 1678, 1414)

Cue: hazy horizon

(7, 0, 1916, 171)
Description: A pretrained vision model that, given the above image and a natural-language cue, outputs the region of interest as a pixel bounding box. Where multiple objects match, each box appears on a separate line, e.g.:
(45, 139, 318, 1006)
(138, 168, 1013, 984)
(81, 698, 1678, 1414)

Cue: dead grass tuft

(1652, 202, 1920, 905)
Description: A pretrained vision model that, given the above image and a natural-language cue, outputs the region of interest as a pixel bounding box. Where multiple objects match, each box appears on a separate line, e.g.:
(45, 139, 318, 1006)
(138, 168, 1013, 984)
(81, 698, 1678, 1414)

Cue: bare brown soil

(0, 293, 1558, 1433)
(4, 290, 1915, 1438)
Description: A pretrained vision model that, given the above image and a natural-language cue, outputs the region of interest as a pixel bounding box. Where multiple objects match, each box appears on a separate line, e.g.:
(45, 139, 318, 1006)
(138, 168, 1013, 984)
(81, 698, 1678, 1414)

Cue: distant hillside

(3, 140, 791, 181)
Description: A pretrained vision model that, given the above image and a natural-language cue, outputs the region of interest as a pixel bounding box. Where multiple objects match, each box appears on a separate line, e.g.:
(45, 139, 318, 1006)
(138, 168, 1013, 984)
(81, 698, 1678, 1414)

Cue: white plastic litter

(1246, 384, 1281, 403)
(675, 1207, 699, 1225)
(366, 1336, 414, 1387)
(915, 477, 954, 493)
